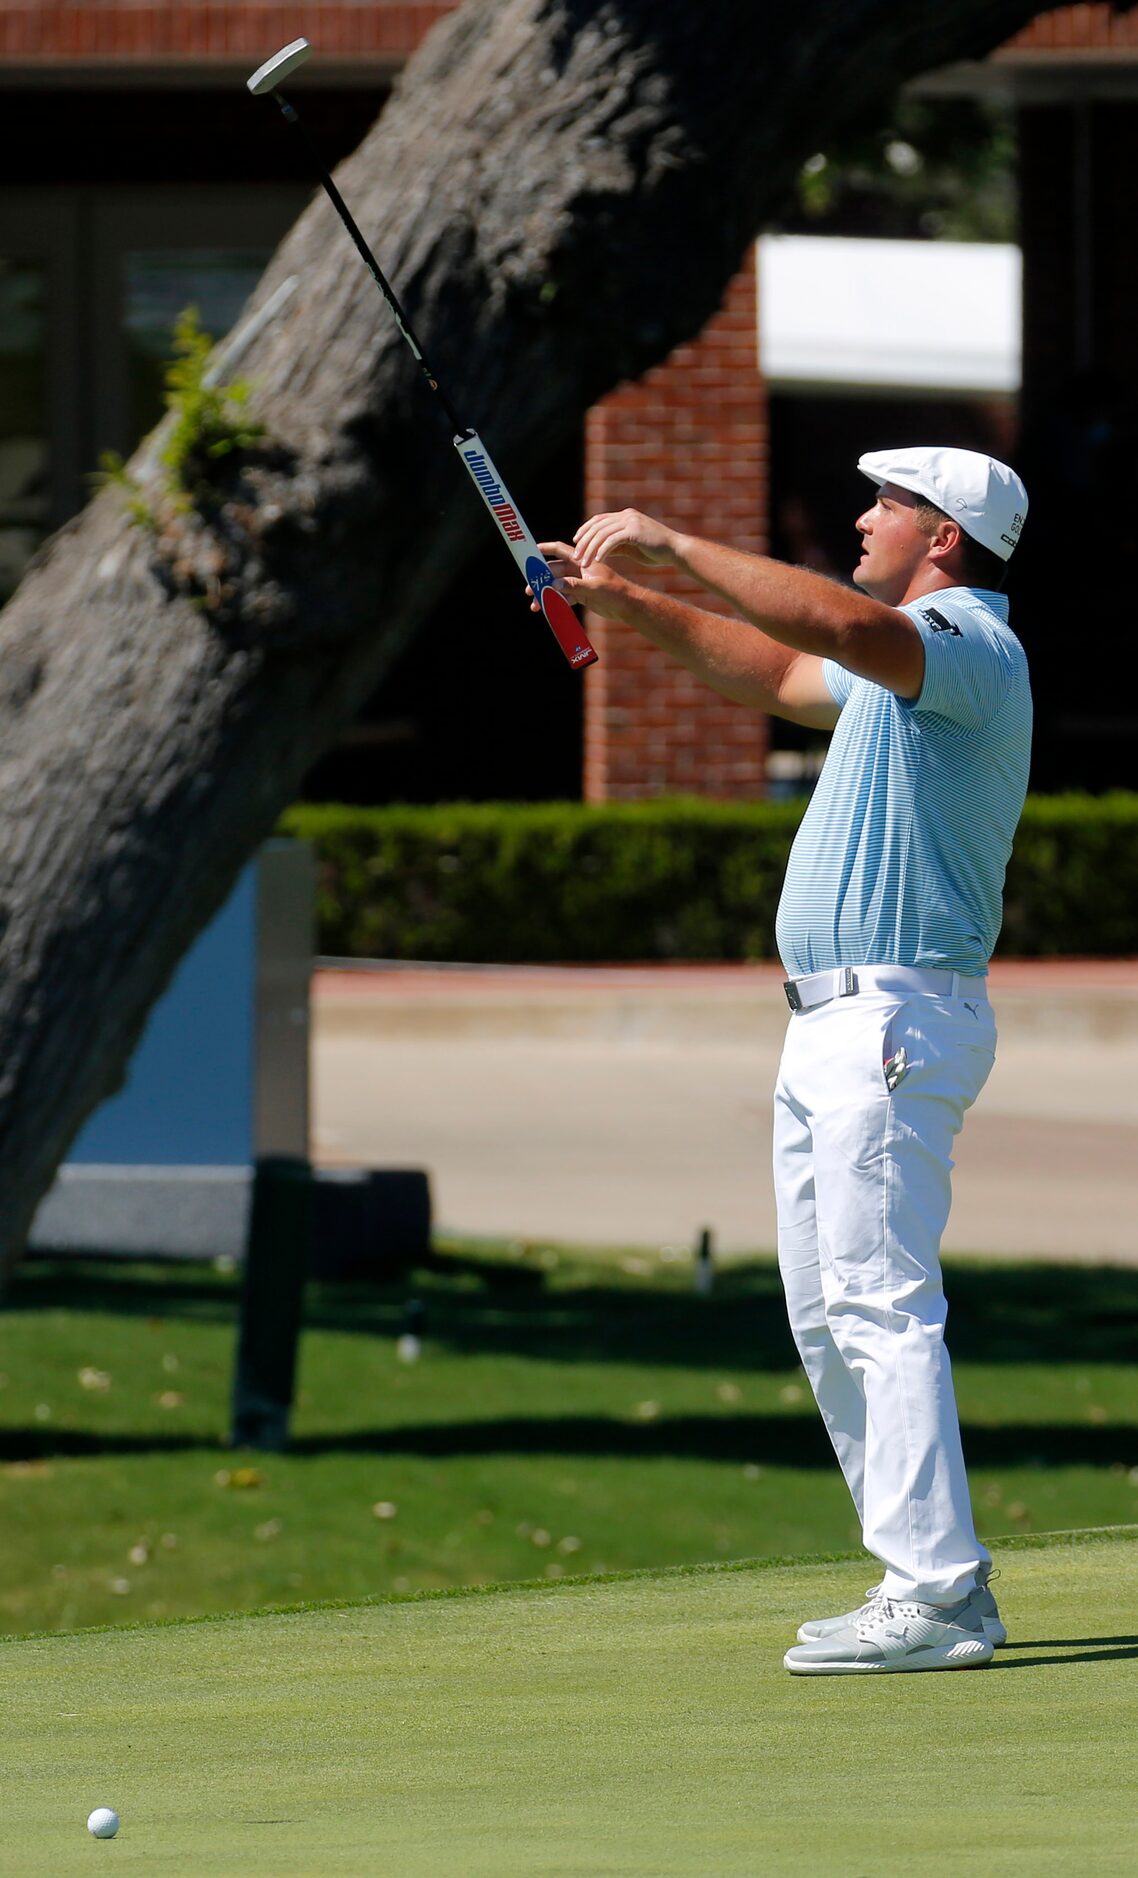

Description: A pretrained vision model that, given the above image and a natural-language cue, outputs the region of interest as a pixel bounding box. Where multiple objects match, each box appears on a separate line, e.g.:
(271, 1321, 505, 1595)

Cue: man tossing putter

(541, 446, 1030, 1675)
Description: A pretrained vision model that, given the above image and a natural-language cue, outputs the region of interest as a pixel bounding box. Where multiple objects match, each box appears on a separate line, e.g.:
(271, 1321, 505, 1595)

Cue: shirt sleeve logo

(920, 606, 962, 637)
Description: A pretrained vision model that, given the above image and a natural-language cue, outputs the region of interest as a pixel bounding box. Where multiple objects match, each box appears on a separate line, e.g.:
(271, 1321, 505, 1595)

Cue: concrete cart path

(311, 960, 1138, 1265)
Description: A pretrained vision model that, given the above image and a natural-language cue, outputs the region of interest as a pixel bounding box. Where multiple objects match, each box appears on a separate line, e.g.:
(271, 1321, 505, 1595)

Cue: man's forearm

(671, 535, 860, 656)
(573, 508, 866, 657)
(665, 532, 924, 699)
(570, 506, 925, 700)
(591, 571, 804, 715)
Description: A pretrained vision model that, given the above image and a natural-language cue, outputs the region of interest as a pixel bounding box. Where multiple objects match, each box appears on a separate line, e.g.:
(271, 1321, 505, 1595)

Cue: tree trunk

(0, 0, 1076, 1283)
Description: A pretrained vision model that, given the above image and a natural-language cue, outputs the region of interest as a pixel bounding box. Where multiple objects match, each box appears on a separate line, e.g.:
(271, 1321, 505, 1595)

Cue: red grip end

(540, 587, 598, 669)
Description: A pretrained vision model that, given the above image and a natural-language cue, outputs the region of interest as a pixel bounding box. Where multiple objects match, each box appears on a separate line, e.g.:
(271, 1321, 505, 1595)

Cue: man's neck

(897, 565, 960, 607)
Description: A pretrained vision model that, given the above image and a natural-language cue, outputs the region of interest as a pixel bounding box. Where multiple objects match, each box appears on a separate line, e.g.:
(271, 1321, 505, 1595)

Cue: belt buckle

(784, 980, 803, 1013)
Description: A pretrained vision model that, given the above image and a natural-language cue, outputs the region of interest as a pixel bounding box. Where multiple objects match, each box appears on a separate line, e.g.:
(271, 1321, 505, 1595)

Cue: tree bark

(0, 0, 1082, 1282)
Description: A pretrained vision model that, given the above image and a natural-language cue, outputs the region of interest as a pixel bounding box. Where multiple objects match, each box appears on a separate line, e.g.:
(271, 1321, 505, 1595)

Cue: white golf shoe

(784, 1591, 994, 1675)
(796, 1573, 1006, 1648)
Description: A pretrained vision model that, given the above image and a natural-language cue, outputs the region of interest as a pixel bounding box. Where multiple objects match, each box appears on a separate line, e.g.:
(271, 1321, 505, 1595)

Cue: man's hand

(574, 509, 680, 569)
(535, 542, 583, 590)
(528, 541, 638, 622)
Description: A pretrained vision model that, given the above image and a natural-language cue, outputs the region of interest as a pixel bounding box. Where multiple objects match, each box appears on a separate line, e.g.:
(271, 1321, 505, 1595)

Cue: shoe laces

(859, 1590, 898, 1625)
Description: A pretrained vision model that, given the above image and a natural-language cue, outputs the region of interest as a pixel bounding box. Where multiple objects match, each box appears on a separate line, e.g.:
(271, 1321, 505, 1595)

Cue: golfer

(541, 445, 1031, 1675)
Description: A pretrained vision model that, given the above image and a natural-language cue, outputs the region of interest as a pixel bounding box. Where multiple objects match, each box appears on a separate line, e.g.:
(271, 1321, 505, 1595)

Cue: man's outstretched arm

(570, 509, 924, 700)
(538, 541, 839, 729)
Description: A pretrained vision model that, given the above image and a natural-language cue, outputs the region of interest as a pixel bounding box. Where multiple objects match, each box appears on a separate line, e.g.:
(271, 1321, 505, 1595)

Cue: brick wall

(0, 2, 451, 65)
(5, 2, 1127, 68)
(581, 251, 770, 801)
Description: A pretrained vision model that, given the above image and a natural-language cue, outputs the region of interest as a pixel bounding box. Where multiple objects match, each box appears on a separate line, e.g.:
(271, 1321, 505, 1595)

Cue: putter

(247, 38, 597, 670)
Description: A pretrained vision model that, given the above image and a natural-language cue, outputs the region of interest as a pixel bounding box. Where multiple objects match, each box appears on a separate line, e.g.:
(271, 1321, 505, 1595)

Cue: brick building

(2, 3, 1135, 799)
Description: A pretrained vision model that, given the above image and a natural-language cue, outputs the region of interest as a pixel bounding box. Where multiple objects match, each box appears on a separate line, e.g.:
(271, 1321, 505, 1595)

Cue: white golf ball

(87, 1807, 120, 1838)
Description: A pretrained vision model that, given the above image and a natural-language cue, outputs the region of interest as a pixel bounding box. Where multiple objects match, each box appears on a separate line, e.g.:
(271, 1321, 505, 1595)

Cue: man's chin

(853, 563, 890, 602)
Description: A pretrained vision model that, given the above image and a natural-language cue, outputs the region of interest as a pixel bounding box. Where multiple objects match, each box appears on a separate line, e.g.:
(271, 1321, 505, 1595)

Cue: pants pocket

(881, 997, 996, 1112)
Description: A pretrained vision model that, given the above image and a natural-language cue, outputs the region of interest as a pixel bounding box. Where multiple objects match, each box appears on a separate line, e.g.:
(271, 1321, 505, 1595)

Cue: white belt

(783, 965, 983, 1014)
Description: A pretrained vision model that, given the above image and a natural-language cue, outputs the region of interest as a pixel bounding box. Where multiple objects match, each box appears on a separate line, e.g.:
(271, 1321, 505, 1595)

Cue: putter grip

(454, 432, 597, 669)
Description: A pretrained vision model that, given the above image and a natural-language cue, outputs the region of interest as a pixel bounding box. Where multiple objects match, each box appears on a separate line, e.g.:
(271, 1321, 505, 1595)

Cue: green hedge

(280, 793, 1138, 963)
(1001, 792, 1138, 957)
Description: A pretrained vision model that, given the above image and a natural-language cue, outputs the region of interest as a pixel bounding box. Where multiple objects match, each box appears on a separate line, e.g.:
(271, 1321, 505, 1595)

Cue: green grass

(4, 1530, 1138, 1875)
(3, 1245, 1138, 1635)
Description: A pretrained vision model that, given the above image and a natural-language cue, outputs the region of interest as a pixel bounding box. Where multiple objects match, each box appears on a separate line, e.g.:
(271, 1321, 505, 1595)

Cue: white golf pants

(773, 978, 997, 1604)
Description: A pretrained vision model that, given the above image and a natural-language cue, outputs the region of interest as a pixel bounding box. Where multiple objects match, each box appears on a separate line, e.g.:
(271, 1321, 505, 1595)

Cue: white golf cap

(857, 445, 1028, 560)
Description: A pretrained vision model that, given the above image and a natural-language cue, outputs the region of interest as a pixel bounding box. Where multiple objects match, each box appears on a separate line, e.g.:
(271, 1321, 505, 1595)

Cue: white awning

(757, 235, 1021, 395)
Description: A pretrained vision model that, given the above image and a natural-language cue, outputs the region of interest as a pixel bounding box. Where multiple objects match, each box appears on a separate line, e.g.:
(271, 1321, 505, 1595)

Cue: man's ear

(927, 517, 964, 564)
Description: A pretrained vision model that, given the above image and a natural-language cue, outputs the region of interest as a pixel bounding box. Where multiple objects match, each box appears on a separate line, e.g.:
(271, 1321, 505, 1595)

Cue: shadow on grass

(994, 1638, 1138, 1668)
(1009, 1636, 1138, 1650)
(7, 1255, 1138, 1371)
(4, 1413, 1138, 1469)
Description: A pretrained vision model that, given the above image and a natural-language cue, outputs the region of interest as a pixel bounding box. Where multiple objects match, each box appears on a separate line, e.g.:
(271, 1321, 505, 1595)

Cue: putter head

(247, 38, 311, 96)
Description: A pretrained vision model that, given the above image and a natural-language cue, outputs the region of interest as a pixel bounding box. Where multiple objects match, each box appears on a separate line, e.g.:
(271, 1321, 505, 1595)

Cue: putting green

(5, 1529, 1137, 1876)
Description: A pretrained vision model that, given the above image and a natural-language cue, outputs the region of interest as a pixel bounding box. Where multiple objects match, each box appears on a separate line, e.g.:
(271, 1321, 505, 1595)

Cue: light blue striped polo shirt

(775, 586, 1032, 978)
